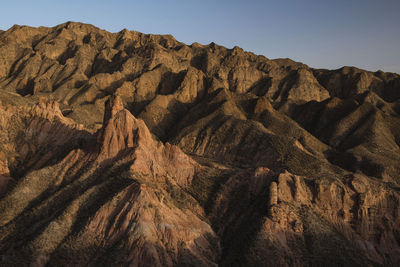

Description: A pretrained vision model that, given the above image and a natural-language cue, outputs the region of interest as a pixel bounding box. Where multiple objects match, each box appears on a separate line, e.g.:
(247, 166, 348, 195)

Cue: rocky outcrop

(96, 95, 200, 186)
(205, 168, 400, 266)
(261, 171, 400, 266)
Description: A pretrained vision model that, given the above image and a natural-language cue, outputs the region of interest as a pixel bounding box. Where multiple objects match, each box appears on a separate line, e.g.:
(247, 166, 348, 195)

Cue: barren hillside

(0, 22, 400, 266)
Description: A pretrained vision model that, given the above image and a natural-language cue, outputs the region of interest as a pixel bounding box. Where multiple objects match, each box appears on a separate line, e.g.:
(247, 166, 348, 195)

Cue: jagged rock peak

(103, 95, 124, 122)
(97, 95, 147, 160)
(96, 94, 198, 185)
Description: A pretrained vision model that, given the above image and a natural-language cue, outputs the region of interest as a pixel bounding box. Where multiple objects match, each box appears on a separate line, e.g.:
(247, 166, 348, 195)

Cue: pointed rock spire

(103, 95, 124, 122)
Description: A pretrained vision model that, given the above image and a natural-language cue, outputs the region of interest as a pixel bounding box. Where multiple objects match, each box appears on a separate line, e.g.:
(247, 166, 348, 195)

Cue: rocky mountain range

(0, 22, 400, 266)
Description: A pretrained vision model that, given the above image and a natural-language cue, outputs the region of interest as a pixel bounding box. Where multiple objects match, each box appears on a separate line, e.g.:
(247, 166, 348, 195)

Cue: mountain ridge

(0, 22, 400, 266)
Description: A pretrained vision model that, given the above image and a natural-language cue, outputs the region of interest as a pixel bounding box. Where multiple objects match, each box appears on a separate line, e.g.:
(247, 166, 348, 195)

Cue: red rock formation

(96, 95, 200, 186)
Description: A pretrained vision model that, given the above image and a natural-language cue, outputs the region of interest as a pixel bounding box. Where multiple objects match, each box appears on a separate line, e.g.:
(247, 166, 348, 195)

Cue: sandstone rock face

(0, 22, 400, 266)
(97, 95, 199, 186)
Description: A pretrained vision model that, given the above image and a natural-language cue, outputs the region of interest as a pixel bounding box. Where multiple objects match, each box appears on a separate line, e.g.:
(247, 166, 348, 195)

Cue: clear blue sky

(1, 0, 399, 74)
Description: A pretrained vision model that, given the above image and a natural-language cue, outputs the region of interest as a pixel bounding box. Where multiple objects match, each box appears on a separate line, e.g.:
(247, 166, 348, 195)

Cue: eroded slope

(0, 22, 400, 266)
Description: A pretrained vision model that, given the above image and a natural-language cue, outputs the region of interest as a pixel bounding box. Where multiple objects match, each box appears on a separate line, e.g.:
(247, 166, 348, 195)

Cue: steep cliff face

(0, 22, 400, 266)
